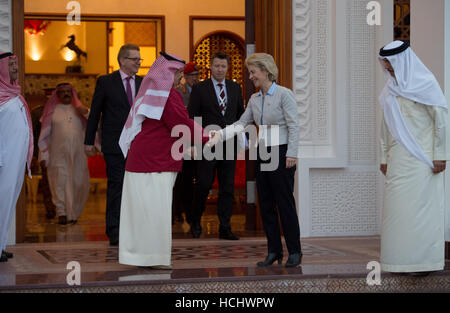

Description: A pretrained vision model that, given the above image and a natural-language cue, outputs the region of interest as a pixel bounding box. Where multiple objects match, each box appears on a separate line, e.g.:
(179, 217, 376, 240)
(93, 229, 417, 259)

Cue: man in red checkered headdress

(0, 52, 33, 262)
(118, 53, 208, 268)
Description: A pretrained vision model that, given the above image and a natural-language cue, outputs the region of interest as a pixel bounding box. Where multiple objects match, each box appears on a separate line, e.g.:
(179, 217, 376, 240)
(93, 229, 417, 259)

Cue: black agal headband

(0, 52, 13, 60)
(159, 52, 186, 64)
(379, 41, 410, 57)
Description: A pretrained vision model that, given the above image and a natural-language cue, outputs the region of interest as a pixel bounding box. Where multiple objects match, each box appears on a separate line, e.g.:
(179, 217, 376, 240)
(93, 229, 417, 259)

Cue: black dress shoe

(219, 229, 240, 240)
(0, 254, 7, 262)
(190, 222, 202, 238)
(408, 271, 433, 277)
(58, 216, 67, 225)
(69, 220, 77, 225)
(257, 253, 283, 267)
(2, 250, 13, 259)
(285, 253, 302, 268)
(46, 211, 56, 219)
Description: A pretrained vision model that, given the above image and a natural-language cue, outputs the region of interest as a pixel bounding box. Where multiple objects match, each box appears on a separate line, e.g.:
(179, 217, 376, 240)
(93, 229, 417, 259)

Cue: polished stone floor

(1, 183, 449, 293)
(23, 182, 256, 243)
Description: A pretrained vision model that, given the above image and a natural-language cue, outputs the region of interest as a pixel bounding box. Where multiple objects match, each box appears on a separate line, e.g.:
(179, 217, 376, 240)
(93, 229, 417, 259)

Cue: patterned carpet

(1, 236, 450, 293)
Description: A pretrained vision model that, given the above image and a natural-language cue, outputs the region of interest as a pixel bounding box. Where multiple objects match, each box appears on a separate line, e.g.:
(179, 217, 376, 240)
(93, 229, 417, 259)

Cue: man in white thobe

(38, 83, 90, 225)
(378, 41, 449, 275)
(0, 52, 34, 262)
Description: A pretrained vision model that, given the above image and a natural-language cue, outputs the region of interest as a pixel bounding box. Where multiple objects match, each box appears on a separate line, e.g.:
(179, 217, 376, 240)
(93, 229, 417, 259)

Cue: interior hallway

(1, 183, 449, 293)
(23, 181, 257, 243)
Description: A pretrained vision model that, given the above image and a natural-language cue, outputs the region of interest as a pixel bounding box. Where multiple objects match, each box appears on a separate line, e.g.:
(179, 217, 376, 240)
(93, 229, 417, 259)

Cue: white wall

(293, 0, 393, 237)
(411, 0, 449, 242)
(445, 0, 450, 242)
(0, 0, 12, 52)
(411, 0, 445, 89)
(25, 0, 245, 63)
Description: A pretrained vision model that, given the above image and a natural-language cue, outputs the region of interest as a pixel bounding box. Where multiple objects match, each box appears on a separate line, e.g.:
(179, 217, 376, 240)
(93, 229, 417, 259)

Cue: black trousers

(103, 153, 126, 241)
(255, 144, 301, 255)
(172, 160, 195, 224)
(192, 159, 236, 231)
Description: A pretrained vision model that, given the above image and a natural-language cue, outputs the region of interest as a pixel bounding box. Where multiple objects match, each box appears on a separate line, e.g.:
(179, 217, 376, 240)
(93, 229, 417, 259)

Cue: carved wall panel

(0, 0, 11, 52)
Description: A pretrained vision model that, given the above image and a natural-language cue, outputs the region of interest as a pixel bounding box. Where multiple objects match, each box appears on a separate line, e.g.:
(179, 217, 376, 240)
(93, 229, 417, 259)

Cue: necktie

(125, 76, 133, 106)
(217, 83, 226, 115)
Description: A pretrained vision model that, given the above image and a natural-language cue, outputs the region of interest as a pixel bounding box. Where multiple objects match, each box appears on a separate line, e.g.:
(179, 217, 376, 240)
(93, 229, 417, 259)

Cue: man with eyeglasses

(84, 43, 143, 246)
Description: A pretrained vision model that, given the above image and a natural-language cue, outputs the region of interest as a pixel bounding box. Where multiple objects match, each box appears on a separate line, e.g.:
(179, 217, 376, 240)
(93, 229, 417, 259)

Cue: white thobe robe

(380, 96, 448, 272)
(119, 171, 177, 267)
(0, 97, 29, 250)
(46, 104, 89, 221)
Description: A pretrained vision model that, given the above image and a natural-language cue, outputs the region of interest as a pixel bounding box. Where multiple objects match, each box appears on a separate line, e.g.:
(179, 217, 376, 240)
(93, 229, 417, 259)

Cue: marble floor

(23, 182, 256, 243)
(1, 184, 450, 293)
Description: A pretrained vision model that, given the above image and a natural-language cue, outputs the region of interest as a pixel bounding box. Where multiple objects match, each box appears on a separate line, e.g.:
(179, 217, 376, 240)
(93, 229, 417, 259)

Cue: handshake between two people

(207, 130, 222, 147)
(186, 130, 222, 160)
(204, 130, 297, 169)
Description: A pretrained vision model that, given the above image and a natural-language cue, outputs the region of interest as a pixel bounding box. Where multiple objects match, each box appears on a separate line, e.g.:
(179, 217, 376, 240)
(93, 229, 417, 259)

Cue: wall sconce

(30, 44, 41, 61)
(31, 53, 40, 61)
(63, 49, 76, 62)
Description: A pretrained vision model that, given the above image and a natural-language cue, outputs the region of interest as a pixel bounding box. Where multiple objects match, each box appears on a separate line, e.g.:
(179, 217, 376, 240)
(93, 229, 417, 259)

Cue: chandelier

(24, 20, 51, 36)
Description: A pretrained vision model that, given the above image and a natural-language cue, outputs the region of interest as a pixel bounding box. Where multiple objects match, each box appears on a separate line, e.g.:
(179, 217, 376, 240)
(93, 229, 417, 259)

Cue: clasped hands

(207, 130, 297, 169)
(84, 145, 100, 157)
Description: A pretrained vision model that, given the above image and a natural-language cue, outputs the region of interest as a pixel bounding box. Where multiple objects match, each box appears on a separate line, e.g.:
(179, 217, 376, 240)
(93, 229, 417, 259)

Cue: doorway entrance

(12, 0, 293, 243)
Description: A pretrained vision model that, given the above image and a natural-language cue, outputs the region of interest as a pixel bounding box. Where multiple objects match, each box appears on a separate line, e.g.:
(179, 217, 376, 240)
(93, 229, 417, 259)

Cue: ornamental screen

(394, 0, 410, 41)
(193, 32, 245, 89)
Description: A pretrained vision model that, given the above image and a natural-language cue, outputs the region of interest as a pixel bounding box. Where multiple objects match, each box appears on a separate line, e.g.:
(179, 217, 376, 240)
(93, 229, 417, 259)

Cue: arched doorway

(192, 31, 245, 88)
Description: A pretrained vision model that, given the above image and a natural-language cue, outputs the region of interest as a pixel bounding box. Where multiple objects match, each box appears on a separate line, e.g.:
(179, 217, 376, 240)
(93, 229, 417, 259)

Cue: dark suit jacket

(85, 71, 143, 155)
(188, 79, 244, 129)
(188, 79, 245, 157)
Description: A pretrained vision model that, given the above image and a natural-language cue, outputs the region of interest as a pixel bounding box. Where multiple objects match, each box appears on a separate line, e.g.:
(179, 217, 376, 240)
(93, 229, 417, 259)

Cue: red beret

(184, 62, 199, 74)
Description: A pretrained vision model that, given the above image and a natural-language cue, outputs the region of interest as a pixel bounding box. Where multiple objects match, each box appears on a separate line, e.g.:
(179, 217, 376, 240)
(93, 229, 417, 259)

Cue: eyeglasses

(125, 57, 143, 63)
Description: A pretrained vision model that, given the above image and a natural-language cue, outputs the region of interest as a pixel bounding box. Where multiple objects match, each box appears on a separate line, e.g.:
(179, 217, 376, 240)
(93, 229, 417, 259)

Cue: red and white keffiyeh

(38, 84, 90, 166)
(119, 53, 185, 157)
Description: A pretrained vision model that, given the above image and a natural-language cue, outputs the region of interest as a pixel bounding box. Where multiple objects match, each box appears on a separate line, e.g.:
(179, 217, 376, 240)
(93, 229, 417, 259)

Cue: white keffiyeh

(379, 41, 447, 168)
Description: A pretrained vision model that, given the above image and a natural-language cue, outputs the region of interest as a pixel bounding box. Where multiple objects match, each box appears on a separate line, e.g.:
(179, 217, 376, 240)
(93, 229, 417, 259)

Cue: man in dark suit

(84, 44, 143, 246)
(172, 62, 200, 225)
(188, 52, 244, 240)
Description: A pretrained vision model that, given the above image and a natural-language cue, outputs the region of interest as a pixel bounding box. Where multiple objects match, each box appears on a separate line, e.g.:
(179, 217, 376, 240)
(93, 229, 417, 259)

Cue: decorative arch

(192, 31, 245, 88)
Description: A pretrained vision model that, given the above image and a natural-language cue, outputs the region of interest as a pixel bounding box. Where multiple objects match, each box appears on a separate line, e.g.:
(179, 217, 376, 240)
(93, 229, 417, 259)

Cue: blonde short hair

(245, 53, 278, 82)
(117, 44, 140, 66)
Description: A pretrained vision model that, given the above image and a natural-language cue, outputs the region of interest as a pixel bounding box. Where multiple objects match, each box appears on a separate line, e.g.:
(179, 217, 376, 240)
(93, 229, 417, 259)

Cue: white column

(445, 0, 450, 242)
(411, 0, 445, 88)
(411, 0, 450, 242)
(0, 0, 12, 52)
(293, 0, 393, 237)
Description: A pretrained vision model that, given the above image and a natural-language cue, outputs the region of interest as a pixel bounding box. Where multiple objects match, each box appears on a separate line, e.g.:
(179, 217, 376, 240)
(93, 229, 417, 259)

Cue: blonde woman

(209, 53, 302, 267)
